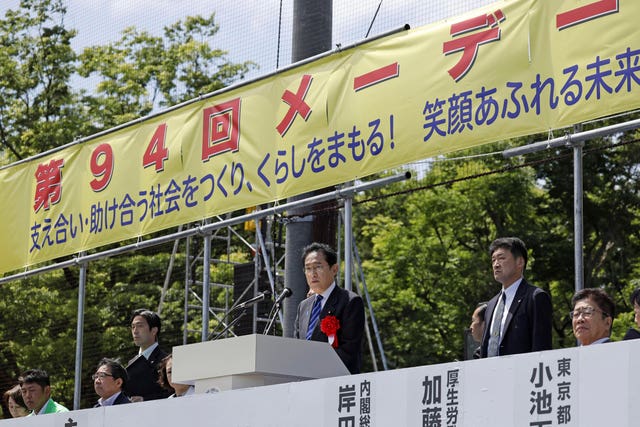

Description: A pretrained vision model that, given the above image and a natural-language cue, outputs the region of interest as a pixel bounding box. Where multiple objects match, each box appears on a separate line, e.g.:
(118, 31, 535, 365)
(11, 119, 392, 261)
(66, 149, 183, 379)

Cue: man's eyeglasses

(569, 307, 609, 320)
(303, 265, 327, 274)
(91, 372, 114, 380)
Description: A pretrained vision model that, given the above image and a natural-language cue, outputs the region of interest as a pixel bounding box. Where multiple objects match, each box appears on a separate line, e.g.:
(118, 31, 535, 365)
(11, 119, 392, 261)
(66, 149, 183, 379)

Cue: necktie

(306, 295, 323, 340)
(487, 292, 506, 357)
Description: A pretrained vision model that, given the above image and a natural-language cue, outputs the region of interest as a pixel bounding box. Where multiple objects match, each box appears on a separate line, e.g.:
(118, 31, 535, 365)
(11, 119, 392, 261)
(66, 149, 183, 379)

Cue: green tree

(78, 14, 256, 129)
(0, 0, 89, 162)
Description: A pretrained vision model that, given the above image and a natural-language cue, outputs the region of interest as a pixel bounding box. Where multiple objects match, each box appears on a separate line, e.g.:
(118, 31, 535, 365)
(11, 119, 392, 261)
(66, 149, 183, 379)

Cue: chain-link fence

(8, 0, 597, 416)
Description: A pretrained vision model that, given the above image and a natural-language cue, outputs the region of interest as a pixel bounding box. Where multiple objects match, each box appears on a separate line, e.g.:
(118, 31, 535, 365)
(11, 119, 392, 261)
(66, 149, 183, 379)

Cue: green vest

(28, 398, 69, 416)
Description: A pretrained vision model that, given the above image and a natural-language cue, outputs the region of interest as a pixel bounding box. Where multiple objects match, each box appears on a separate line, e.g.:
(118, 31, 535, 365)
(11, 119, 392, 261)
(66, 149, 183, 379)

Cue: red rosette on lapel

(320, 315, 340, 348)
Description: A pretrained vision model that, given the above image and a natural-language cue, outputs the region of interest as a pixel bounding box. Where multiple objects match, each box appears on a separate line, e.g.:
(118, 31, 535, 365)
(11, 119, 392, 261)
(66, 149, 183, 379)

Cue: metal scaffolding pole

(503, 118, 640, 291)
(72, 256, 87, 410)
(201, 232, 212, 341)
(573, 124, 584, 293)
(353, 242, 388, 370)
(343, 195, 353, 292)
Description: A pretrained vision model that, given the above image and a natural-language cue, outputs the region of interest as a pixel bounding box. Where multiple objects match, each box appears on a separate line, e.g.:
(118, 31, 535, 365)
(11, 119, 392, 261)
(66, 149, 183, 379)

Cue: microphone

(273, 287, 293, 305)
(235, 290, 272, 310)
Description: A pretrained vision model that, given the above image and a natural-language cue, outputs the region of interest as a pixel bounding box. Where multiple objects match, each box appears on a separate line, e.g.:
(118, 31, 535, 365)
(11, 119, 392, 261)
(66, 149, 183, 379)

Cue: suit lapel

(485, 296, 498, 324)
(300, 297, 313, 334)
(127, 354, 141, 367)
(311, 286, 340, 340)
(148, 346, 164, 366)
(322, 286, 340, 317)
(501, 280, 528, 342)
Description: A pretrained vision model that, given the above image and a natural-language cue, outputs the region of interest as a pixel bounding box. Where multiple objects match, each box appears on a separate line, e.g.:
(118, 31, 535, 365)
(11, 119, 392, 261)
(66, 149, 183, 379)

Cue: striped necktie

(487, 292, 506, 357)
(306, 295, 323, 340)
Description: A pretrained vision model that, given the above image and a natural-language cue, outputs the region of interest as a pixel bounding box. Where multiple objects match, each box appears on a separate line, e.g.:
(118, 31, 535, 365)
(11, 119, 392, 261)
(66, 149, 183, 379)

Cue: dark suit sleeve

(335, 292, 365, 374)
(114, 393, 132, 405)
(623, 328, 640, 340)
(530, 287, 553, 352)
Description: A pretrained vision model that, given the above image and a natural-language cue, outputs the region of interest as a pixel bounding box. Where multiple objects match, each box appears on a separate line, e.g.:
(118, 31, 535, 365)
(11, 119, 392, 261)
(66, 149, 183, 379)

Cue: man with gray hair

(571, 288, 615, 345)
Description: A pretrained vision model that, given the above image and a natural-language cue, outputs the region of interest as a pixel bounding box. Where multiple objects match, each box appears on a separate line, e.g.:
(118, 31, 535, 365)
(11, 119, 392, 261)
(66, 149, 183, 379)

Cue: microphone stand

(262, 300, 283, 335)
(207, 291, 271, 340)
(209, 309, 247, 341)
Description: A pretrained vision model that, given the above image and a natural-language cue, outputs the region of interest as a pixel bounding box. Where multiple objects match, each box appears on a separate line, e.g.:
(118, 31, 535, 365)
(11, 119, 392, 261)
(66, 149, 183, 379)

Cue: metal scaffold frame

(0, 172, 408, 408)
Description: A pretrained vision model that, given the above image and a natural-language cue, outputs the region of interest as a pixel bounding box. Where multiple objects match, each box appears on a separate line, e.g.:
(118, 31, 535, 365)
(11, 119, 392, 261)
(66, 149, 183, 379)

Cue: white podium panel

(172, 334, 349, 392)
(3, 340, 639, 427)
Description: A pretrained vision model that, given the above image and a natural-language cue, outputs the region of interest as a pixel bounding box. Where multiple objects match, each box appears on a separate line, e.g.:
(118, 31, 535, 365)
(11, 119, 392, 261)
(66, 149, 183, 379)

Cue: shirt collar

(582, 336, 610, 346)
(35, 398, 52, 415)
(140, 341, 159, 359)
(98, 391, 122, 406)
(502, 277, 523, 305)
(317, 281, 336, 309)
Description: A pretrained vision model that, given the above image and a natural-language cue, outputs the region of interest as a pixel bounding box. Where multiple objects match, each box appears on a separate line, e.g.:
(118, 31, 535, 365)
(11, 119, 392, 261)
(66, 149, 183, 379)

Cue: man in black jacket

(480, 237, 553, 358)
(125, 309, 170, 402)
(293, 243, 365, 374)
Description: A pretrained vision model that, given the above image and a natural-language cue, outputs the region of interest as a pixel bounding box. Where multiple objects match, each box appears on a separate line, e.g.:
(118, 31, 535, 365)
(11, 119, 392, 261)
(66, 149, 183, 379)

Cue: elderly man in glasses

(93, 358, 131, 407)
(570, 288, 615, 346)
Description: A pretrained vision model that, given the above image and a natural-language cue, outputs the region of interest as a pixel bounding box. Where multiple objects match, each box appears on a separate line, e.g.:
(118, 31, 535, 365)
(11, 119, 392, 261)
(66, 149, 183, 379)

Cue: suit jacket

(93, 391, 132, 407)
(294, 285, 365, 374)
(623, 327, 640, 340)
(480, 279, 552, 358)
(125, 345, 171, 401)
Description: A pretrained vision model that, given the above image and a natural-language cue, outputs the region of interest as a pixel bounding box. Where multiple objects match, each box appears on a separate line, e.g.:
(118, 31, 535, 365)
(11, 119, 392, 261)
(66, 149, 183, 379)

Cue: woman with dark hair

(158, 355, 195, 398)
(3, 385, 29, 418)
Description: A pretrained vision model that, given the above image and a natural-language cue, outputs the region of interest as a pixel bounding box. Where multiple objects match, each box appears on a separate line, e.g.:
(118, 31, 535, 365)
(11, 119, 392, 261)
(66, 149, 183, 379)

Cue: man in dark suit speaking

(481, 237, 552, 358)
(294, 242, 365, 374)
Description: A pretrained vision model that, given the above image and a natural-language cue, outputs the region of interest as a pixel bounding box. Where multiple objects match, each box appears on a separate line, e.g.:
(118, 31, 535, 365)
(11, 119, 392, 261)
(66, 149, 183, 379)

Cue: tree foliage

(0, 0, 89, 159)
(77, 13, 256, 128)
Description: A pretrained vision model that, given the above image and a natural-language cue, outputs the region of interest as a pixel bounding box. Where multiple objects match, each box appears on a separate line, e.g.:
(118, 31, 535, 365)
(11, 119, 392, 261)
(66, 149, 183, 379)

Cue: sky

(0, 0, 493, 85)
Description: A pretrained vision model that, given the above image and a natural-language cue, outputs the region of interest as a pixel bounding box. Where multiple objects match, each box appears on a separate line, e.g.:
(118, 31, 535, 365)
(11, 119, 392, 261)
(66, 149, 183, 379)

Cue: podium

(171, 334, 350, 392)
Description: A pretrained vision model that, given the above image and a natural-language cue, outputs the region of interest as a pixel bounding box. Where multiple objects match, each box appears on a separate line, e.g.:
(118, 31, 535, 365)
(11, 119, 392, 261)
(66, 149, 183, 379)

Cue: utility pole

(283, 0, 334, 337)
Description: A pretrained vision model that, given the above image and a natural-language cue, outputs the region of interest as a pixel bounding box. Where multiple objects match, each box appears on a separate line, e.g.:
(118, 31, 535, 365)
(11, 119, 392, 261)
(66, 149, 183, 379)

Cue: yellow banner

(1, 0, 637, 274)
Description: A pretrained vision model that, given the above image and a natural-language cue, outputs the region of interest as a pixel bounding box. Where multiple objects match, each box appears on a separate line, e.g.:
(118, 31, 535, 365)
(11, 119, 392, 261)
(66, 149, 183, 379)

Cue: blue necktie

(306, 295, 323, 340)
